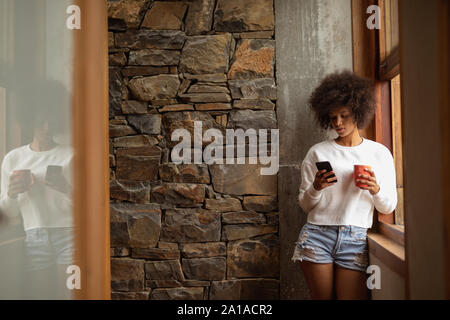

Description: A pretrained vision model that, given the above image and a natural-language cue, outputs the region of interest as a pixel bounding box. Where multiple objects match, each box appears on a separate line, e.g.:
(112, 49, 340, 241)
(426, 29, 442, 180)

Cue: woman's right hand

(7, 173, 31, 199)
(313, 170, 338, 191)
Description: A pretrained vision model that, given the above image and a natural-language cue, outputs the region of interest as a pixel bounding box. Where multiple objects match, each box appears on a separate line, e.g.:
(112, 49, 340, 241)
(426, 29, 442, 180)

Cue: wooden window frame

(353, 0, 401, 229)
(375, 0, 404, 228)
(378, 0, 400, 80)
(354, 0, 450, 299)
(352, 0, 406, 288)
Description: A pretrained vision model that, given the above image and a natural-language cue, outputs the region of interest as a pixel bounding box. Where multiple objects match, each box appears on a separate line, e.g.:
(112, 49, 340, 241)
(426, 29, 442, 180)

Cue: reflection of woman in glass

(0, 80, 74, 299)
(291, 71, 397, 300)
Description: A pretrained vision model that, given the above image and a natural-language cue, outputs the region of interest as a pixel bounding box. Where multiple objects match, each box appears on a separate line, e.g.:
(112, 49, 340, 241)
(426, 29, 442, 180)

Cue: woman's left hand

(356, 168, 380, 195)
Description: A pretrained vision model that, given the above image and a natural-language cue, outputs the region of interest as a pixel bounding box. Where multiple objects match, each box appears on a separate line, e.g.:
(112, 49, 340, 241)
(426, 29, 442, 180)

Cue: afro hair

(308, 70, 376, 130)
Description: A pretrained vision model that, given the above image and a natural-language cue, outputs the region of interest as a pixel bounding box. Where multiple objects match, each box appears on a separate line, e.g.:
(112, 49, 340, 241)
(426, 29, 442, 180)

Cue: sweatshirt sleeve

(0, 155, 20, 219)
(298, 159, 323, 213)
(373, 149, 398, 214)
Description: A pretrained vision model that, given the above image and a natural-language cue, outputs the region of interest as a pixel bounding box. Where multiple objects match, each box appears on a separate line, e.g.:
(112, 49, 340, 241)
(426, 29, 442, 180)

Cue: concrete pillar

(275, 0, 353, 299)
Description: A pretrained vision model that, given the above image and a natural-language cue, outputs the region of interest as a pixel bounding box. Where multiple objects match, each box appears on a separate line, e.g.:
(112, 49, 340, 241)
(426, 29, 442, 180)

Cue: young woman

(291, 71, 397, 300)
(0, 80, 74, 299)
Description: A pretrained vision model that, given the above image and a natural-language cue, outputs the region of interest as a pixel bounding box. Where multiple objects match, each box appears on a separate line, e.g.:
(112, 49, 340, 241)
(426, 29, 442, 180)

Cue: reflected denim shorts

(291, 222, 369, 272)
(24, 227, 75, 272)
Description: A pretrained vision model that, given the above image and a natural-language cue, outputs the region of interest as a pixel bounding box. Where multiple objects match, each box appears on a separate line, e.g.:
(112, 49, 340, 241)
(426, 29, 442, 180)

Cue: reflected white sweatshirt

(298, 138, 397, 228)
(0, 144, 73, 231)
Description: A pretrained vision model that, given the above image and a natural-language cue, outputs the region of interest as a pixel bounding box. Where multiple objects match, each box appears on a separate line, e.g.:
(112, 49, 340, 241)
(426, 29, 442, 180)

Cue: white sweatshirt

(298, 138, 397, 228)
(0, 144, 73, 231)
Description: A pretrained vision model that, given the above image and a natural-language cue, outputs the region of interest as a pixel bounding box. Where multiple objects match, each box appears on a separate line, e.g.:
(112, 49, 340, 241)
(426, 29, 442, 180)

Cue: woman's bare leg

(24, 267, 53, 299)
(335, 265, 369, 300)
(299, 261, 334, 300)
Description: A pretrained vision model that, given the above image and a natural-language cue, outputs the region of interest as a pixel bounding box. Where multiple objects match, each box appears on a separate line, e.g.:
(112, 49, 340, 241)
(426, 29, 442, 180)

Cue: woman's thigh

(299, 261, 334, 300)
(335, 265, 369, 300)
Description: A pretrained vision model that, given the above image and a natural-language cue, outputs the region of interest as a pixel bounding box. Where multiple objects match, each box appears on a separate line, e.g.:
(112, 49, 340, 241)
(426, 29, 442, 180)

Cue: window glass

(391, 74, 404, 226)
(0, 0, 75, 299)
(384, 0, 400, 58)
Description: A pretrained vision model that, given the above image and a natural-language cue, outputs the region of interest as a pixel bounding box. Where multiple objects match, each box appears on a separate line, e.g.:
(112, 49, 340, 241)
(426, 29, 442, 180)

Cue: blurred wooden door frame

(72, 0, 110, 300)
(439, 0, 450, 299)
(399, 0, 450, 299)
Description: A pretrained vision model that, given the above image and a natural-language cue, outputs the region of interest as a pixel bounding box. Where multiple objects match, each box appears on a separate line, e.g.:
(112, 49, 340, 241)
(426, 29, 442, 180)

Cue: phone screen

(315, 161, 337, 181)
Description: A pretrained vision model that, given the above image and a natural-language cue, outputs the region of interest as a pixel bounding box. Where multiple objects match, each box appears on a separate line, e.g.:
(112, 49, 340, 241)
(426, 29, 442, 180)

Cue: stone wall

(108, 0, 279, 300)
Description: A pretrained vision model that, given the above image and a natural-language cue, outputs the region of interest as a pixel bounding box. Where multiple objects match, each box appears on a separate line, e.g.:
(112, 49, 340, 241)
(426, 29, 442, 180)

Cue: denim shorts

(291, 222, 369, 272)
(24, 227, 75, 272)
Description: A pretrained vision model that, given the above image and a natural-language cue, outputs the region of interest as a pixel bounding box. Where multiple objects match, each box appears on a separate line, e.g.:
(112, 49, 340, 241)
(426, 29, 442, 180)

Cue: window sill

(377, 220, 404, 246)
(367, 230, 406, 277)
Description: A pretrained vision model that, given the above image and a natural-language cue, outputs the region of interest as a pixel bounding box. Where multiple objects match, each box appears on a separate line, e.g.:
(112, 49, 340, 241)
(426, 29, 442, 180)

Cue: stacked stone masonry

(108, 0, 279, 300)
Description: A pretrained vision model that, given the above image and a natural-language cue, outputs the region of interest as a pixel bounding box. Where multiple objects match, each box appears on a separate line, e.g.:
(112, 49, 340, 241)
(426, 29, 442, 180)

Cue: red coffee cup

(12, 169, 34, 187)
(354, 165, 373, 188)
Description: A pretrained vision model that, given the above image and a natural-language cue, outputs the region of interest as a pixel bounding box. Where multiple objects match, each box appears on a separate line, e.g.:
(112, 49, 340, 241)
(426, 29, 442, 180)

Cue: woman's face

(329, 106, 357, 137)
(33, 118, 54, 143)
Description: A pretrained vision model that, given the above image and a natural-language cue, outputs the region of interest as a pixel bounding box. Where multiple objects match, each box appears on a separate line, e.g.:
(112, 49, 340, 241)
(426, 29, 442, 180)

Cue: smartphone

(315, 161, 337, 182)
